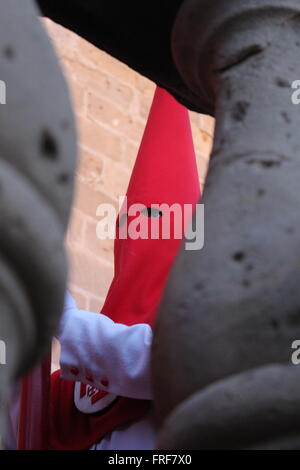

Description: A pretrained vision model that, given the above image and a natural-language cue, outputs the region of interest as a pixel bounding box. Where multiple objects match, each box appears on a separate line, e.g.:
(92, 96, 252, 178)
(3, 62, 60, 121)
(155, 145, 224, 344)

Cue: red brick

(67, 76, 86, 113)
(123, 140, 139, 170)
(66, 208, 86, 247)
(87, 93, 145, 142)
(99, 159, 131, 201)
(84, 218, 115, 264)
(73, 180, 118, 219)
(135, 74, 155, 94)
(78, 116, 124, 162)
(69, 287, 89, 309)
(51, 339, 61, 372)
(139, 92, 153, 120)
(66, 58, 134, 111)
(43, 20, 77, 61)
(76, 44, 137, 88)
(77, 148, 104, 187)
(88, 295, 106, 313)
(69, 249, 113, 298)
(199, 114, 215, 136)
(189, 111, 201, 128)
(191, 124, 213, 157)
(196, 152, 210, 182)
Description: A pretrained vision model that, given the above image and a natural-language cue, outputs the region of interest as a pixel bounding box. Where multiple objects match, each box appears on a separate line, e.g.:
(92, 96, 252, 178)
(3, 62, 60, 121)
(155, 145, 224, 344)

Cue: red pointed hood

(102, 86, 200, 327)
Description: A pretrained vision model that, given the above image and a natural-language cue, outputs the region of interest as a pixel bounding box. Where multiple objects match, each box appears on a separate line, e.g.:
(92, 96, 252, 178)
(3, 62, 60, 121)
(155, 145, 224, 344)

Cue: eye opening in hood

(141, 207, 163, 218)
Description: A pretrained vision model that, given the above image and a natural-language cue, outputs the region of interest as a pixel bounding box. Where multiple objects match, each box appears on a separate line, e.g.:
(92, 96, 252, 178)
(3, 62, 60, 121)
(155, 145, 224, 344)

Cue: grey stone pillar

(0, 0, 76, 435)
(153, 0, 300, 449)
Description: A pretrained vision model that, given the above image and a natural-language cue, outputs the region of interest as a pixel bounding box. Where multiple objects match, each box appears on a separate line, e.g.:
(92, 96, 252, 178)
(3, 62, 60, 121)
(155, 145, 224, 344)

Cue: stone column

(0, 0, 76, 436)
(152, 0, 300, 449)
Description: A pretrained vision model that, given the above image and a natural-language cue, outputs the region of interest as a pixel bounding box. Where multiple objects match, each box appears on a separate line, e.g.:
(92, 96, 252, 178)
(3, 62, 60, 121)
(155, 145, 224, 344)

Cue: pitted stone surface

(157, 365, 300, 449)
(0, 0, 76, 435)
(153, 0, 300, 449)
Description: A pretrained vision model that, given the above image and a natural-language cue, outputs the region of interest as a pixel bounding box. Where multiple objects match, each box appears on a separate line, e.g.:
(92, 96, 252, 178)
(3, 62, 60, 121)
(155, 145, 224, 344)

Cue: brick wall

(44, 20, 215, 324)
